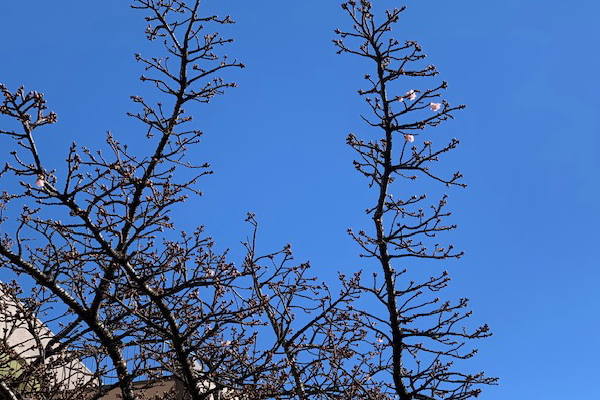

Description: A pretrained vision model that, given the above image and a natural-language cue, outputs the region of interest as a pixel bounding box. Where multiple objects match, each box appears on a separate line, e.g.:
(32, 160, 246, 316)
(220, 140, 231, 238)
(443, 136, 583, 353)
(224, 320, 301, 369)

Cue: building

(0, 286, 230, 400)
(0, 286, 92, 393)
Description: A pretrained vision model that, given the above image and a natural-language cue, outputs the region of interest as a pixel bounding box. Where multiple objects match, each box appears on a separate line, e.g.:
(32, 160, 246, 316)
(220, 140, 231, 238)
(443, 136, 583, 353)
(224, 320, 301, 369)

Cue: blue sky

(1, 1, 599, 398)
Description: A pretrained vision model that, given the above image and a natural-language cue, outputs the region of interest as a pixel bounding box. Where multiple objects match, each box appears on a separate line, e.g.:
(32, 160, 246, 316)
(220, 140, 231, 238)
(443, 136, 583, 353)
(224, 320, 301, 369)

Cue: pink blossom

(404, 134, 415, 143)
(406, 90, 417, 101)
(430, 102, 442, 111)
(35, 176, 45, 188)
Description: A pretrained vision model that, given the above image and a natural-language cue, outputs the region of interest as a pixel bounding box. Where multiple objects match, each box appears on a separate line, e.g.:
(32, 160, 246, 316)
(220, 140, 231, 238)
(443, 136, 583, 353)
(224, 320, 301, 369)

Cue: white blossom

(430, 102, 442, 111)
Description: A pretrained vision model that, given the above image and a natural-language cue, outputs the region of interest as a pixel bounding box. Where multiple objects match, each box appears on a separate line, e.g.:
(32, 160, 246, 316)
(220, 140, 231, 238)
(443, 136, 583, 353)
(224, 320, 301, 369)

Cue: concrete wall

(0, 288, 92, 390)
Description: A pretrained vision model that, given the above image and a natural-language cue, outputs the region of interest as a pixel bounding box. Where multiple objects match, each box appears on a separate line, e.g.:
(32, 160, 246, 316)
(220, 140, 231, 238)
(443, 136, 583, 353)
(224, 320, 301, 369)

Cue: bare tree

(0, 1, 372, 399)
(0, 0, 248, 398)
(0, 1, 494, 400)
(334, 1, 497, 399)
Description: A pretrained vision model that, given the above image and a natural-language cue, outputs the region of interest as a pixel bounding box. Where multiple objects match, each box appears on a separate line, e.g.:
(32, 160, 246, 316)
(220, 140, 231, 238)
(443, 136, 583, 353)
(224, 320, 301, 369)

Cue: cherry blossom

(406, 90, 417, 101)
(35, 175, 45, 188)
(404, 134, 415, 143)
(430, 102, 442, 111)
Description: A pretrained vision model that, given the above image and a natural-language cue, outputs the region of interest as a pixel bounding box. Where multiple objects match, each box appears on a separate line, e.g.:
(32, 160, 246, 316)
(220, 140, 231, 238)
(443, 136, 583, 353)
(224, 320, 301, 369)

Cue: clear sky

(1, 1, 599, 398)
